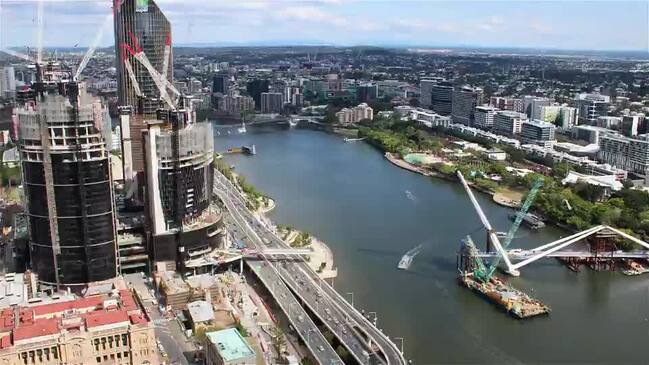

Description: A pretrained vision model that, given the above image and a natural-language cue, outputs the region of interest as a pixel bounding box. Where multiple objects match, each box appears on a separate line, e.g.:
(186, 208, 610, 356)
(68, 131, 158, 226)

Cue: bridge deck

(476, 250, 649, 259)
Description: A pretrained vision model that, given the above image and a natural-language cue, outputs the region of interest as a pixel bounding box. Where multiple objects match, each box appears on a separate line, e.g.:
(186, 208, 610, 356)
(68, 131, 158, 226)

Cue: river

(215, 124, 649, 364)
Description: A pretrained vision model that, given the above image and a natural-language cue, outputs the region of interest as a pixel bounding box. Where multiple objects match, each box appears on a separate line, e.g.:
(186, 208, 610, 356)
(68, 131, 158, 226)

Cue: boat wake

(405, 190, 417, 203)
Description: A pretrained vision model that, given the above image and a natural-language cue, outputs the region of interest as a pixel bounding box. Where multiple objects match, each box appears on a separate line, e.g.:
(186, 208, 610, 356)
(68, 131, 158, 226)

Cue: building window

(96, 357, 101, 363)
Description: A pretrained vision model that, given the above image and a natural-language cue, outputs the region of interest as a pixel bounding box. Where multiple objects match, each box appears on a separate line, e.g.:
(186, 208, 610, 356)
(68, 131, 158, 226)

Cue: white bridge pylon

(457, 171, 649, 276)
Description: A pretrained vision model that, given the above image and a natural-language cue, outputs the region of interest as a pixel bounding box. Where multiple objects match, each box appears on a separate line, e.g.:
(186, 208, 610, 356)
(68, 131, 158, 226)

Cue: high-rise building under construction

(14, 69, 118, 287)
(114, 0, 172, 177)
(143, 100, 220, 272)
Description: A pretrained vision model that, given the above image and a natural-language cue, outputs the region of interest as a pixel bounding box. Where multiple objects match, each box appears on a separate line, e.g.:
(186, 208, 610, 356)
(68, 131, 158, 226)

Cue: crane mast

(456, 171, 519, 277)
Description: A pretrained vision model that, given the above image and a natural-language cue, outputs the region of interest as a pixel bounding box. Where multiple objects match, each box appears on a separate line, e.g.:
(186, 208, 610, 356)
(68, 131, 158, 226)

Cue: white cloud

(275, 5, 346, 26)
(477, 16, 504, 31)
(390, 19, 430, 32)
(530, 21, 552, 34)
(433, 22, 460, 33)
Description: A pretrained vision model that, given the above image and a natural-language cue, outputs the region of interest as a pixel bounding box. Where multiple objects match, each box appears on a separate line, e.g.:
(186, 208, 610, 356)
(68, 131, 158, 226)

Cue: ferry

(398, 244, 423, 270)
(237, 122, 247, 134)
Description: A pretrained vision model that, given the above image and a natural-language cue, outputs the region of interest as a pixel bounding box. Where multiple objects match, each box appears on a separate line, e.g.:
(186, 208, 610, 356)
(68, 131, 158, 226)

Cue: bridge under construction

(455, 170, 649, 318)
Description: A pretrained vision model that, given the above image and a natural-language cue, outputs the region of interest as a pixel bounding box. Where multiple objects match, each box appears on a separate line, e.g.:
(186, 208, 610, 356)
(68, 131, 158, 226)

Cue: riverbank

(384, 152, 522, 209)
(222, 166, 338, 280)
(276, 225, 338, 280)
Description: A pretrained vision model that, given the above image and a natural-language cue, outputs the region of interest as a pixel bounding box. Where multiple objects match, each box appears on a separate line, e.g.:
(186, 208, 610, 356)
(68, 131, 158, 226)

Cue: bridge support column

(240, 258, 244, 274)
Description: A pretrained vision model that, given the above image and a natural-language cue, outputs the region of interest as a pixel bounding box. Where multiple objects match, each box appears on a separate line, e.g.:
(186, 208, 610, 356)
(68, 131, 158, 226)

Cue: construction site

(457, 236, 550, 319)
(456, 169, 649, 319)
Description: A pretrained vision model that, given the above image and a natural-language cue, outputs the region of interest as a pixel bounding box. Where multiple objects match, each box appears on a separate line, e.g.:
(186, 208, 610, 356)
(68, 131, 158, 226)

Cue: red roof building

(0, 288, 159, 365)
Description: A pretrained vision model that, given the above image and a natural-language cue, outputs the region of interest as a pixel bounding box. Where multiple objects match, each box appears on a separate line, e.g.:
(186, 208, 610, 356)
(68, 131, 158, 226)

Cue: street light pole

(345, 292, 354, 307)
(368, 311, 377, 326)
(394, 337, 404, 355)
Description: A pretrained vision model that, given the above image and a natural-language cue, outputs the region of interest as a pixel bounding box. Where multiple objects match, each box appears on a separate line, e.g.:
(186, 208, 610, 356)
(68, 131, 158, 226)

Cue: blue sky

(0, 0, 647, 51)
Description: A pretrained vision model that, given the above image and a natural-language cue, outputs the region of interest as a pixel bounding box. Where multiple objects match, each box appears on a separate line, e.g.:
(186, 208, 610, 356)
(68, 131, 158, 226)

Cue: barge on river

(457, 236, 550, 319)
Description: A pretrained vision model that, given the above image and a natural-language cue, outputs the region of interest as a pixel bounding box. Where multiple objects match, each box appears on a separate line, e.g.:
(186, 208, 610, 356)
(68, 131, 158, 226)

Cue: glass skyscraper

(114, 0, 172, 114)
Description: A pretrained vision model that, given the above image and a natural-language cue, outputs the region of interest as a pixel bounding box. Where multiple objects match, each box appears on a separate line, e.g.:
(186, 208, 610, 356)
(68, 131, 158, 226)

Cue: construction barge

(458, 237, 550, 319)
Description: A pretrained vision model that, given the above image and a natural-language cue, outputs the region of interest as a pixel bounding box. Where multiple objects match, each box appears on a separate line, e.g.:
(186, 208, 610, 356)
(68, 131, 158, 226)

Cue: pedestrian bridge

(244, 248, 313, 256)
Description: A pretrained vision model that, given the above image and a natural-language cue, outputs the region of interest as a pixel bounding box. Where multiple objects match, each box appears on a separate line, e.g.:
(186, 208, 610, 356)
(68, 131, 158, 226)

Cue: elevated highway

(214, 170, 406, 365)
(221, 193, 343, 364)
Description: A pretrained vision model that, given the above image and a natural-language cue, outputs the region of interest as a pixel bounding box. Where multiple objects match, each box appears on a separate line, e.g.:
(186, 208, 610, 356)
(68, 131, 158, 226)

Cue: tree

(270, 326, 286, 356)
(614, 188, 649, 211)
(335, 345, 351, 361)
(506, 148, 525, 162)
(552, 163, 571, 180)
(300, 358, 316, 365)
(323, 110, 338, 124)
(573, 182, 605, 203)
(622, 179, 635, 189)
(235, 322, 249, 337)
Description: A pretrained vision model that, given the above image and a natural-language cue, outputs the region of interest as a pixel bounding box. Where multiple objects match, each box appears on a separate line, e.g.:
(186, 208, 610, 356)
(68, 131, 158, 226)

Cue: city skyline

(0, 0, 647, 51)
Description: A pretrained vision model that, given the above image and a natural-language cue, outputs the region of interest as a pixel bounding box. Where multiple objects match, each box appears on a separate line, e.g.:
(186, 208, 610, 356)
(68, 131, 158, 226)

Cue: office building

(489, 97, 524, 113)
(0, 286, 159, 365)
(599, 133, 649, 176)
(558, 106, 578, 129)
(189, 78, 202, 94)
(521, 119, 556, 147)
(621, 114, 646, 137)
(419, 79, 436, 108)
(474, 106, 498, 130)
(537, 105, 561, 124)
(218, 94, 255, 117)
(522, 96, 551, 120)
(377, 80, 408, 99)
(260, 92, 283, 114)
(409, 109, 452, 128)
(572, 125, 607, 144)
(15, 79, 118, 287)
(493, 111, 527, 136)
(143, 101, 221, 272)
(246, 79, 269, 110)
(212, 74, 229, 94)
(335, 103, 374, 125)
(291, 93, 304, 107)
(537, 105, 578, 129)
(356, 83, 378, 103)
(451, 86, 483, 126)
(205, 328, 256, 365)
(596, 116, 622, 129)
(575, 93, 610, 125)
(114, 0, 173, 115)
(430, 82, 454, 116)
(0, 66, 16, 99)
